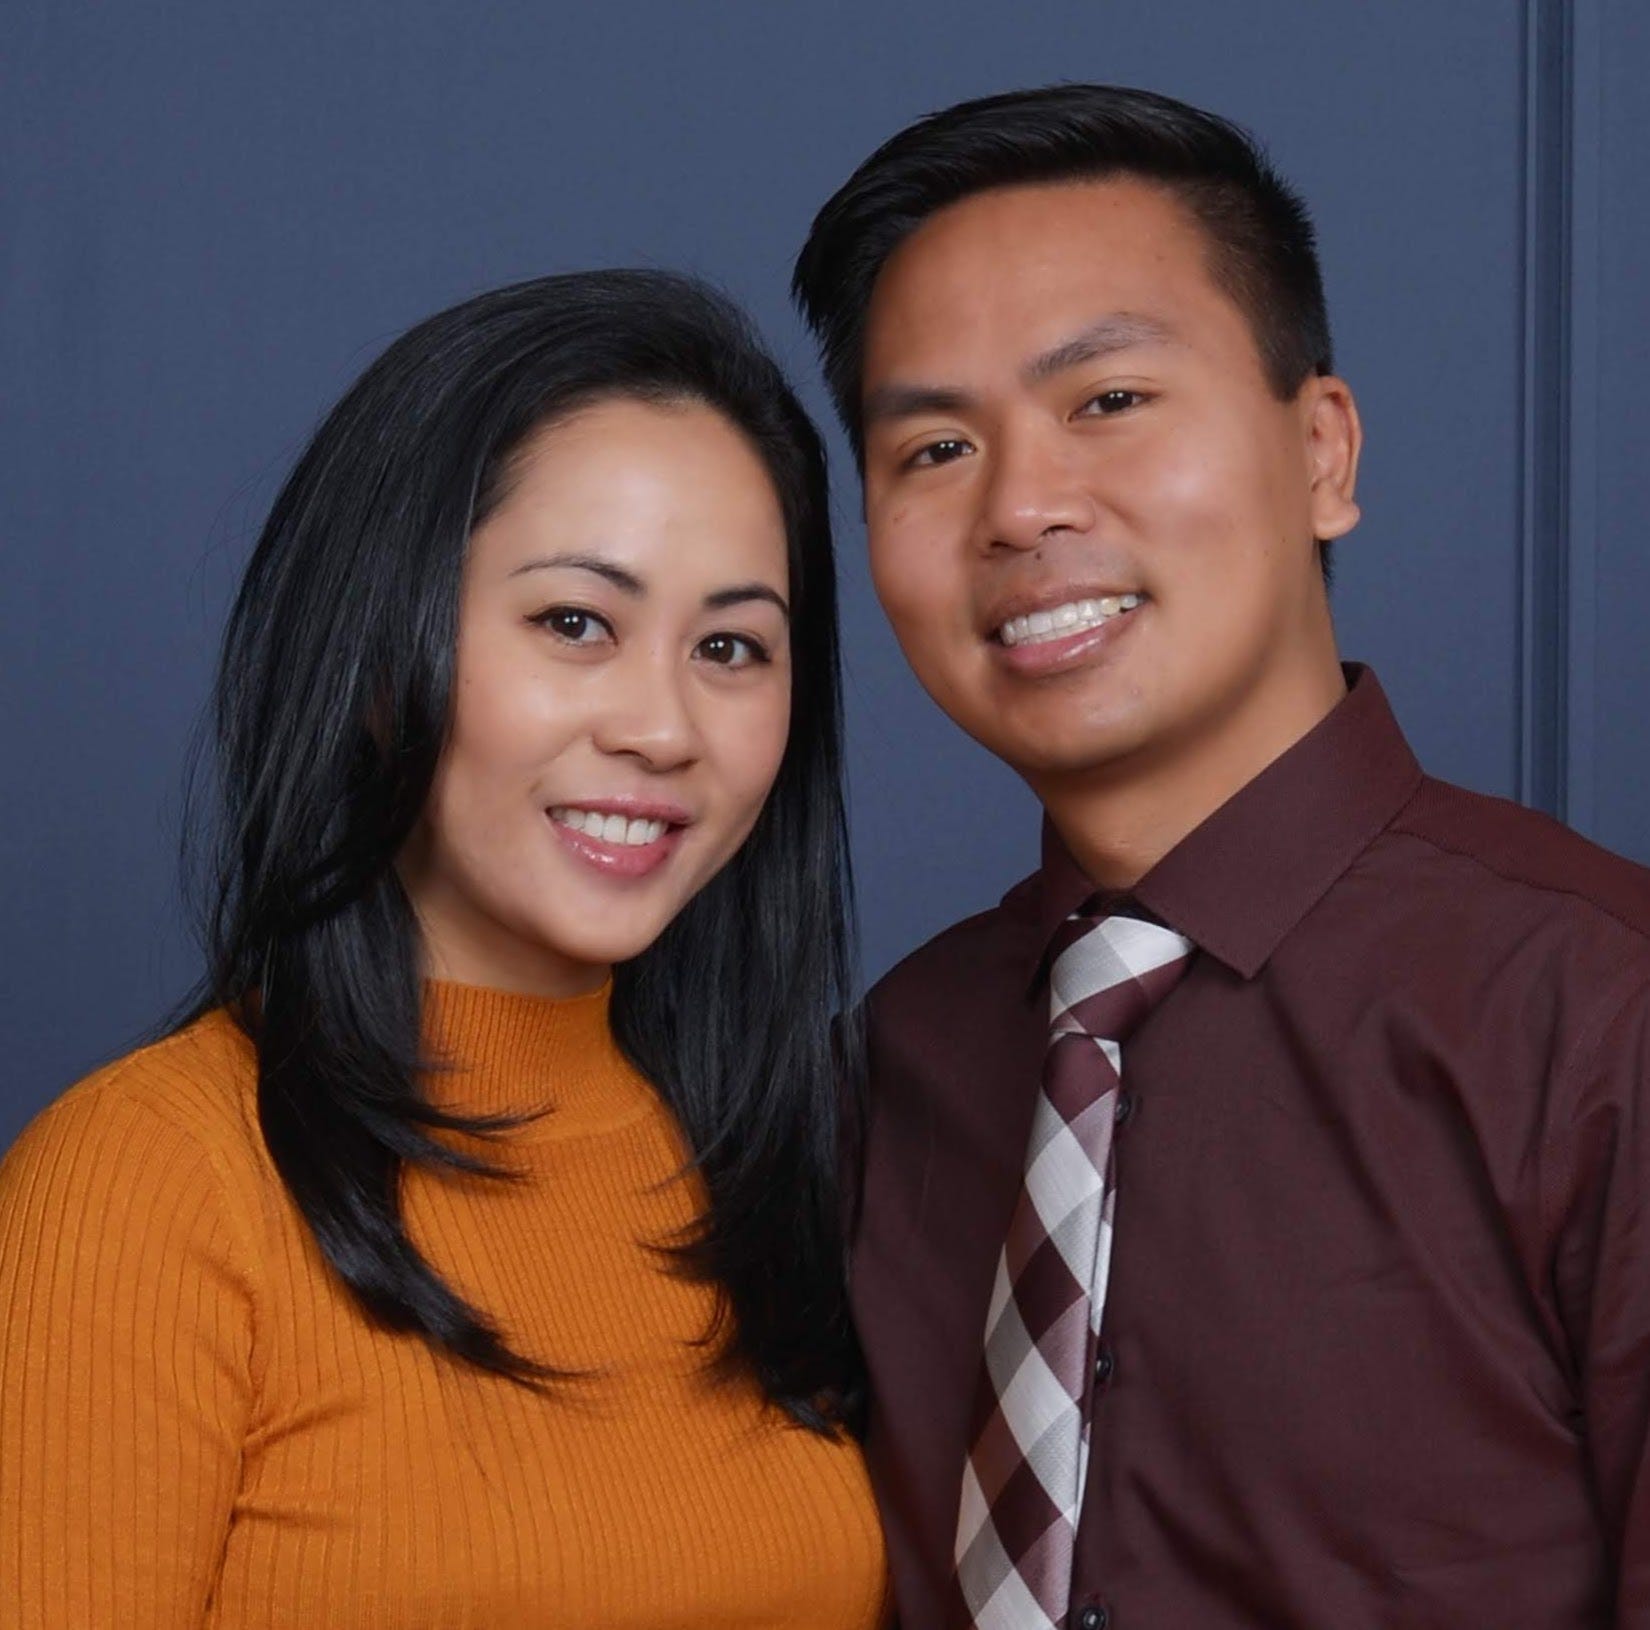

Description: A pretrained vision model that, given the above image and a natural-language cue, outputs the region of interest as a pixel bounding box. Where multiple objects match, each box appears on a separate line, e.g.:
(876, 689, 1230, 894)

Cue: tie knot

(1048, 911, 1194, 1045)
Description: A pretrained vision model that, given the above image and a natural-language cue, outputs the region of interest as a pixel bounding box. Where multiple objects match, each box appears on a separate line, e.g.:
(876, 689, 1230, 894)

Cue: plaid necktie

(950, 908, 1194, 1630)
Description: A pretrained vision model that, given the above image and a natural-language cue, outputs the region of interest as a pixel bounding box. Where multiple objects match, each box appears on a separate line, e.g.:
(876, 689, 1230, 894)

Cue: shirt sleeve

(0, 1075, 257, 1628)
(1553, 980, 1650, 1626)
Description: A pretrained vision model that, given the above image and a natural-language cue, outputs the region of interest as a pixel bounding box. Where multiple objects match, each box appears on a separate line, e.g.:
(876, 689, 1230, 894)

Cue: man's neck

(1034, 663, 1349, 890)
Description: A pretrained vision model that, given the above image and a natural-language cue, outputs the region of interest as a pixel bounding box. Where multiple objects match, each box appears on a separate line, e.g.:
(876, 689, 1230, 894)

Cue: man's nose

(589, 648, 703, 772)
(974, 422, 1096, 552)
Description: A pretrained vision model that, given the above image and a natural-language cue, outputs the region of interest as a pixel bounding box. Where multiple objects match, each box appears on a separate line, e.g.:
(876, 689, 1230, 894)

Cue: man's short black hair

(792, 83, 1334, 461)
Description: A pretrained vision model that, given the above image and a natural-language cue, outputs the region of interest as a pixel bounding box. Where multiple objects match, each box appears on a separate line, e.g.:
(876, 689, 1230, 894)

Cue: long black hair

(187, 270, 861, 1429)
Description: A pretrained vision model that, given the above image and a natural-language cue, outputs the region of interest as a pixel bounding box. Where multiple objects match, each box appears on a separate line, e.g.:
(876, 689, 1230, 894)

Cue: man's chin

(970, 721, 1157, 787)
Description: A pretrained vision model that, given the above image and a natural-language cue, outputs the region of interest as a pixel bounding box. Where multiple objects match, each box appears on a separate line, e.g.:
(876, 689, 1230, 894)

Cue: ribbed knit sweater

(0, 982, 887, 1627)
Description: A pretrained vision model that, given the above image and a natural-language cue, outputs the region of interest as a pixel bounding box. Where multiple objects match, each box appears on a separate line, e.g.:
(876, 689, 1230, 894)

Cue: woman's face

(399, 396, 794, 997)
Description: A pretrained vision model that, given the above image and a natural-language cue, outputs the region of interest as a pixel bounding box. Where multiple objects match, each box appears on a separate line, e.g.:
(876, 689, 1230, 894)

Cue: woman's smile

(546, 799, 692, 879)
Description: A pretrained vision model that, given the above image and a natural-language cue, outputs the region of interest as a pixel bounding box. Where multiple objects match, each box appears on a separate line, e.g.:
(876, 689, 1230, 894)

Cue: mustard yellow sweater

(0, 982, 887, 1627)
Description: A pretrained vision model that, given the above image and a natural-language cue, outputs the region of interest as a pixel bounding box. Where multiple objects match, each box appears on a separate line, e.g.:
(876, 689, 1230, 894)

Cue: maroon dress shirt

(856, 667, 1650, 1629)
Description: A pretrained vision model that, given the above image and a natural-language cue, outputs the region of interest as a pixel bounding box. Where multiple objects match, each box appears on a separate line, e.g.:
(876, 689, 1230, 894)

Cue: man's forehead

(880, 176, 1203, 283)
(868, 184, 1207, 323)
(859, 183, 1243, 399)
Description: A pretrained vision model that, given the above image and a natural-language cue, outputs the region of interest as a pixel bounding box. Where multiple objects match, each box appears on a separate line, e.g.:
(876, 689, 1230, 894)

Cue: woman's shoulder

(0, 1014, 267, 1454)
(5, 1011, 265, 1204)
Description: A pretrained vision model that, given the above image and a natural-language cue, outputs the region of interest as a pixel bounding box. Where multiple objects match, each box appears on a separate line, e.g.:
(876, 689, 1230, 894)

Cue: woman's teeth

(998, 594, 1143, 648)
(551, 809, 668, 846)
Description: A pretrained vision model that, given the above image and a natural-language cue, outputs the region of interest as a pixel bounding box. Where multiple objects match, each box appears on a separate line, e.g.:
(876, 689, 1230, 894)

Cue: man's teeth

(551, 809, 668, 846)
(998, 594, 1143, 648)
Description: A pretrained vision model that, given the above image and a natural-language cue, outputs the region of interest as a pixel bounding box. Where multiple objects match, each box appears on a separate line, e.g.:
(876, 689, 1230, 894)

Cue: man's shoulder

(867, 868, 1043, 1021)
(1390, 774, 1650, 948)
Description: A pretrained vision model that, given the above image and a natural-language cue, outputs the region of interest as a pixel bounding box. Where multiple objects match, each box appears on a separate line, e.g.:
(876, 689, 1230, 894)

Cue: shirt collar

(1028, 665, 1425, 983)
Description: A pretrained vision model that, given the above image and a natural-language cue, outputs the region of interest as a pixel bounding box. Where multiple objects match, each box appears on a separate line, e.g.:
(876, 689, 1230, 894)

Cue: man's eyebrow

(861, 314, 1178, 429)
(507, 553, 643, 594)
(860, 383, 974, 429)
(704, 583, 790, 619)
(1023, 313, 1179, 384)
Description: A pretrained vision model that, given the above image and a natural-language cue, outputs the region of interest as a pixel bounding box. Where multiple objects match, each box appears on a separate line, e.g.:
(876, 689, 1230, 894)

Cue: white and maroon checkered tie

(951, 909, 1194, 1630)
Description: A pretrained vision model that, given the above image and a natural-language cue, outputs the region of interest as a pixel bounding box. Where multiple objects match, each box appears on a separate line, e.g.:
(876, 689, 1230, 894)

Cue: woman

(0, 271, 886, 1627)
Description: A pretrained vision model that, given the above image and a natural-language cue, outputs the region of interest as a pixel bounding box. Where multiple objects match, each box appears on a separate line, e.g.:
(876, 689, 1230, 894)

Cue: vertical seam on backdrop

(1562, 1, 1602, 837)
(1517, 0, 1572, 822)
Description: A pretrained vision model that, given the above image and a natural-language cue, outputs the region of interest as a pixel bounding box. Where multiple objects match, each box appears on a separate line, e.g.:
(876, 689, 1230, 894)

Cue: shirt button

(1114, 1091, 1137, 1126)
(1094, 1346, 1116, 1385)
(1078, 1606, 1109, 1630)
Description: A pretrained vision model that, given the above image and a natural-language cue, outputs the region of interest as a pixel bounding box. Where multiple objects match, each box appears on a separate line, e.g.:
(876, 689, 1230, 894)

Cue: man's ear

(1302, 375, 1362, 542)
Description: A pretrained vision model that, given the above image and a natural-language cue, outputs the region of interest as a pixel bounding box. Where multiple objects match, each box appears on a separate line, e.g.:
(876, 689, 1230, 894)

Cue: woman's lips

(545, 807, 687, 880)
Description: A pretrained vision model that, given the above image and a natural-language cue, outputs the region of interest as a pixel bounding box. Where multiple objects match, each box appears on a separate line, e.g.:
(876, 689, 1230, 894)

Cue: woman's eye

(908, 437, 973, 470)
(532, 607, 612, 645)
(695, 632, 769, 669)
(1080, 389, 1145, 417)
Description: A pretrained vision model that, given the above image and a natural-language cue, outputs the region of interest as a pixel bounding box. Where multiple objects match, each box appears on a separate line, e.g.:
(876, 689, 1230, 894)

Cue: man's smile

(995, 593, 1145, 648)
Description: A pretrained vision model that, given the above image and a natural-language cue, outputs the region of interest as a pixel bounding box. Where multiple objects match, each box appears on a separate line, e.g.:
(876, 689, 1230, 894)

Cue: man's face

(858, 179, 1360, 807)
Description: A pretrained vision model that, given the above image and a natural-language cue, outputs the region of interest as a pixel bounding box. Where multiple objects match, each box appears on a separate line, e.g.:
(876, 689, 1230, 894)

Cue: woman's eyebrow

(704, 583, 790, 619)
(508, 553, 644, 594)
(505, 556, 788, 619)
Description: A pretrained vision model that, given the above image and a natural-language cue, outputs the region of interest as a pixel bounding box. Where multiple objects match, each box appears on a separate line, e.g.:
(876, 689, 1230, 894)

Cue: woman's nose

(589, 652, 703, 771)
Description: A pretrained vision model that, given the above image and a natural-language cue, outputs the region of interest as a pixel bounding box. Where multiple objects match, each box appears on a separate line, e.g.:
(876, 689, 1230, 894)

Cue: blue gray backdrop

(4, 0, 1646, 1146)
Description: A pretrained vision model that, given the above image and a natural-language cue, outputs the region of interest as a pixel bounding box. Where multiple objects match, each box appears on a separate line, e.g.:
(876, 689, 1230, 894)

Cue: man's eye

(531, 607, 612, 645)
(1080, 389, 1145, 417)
(695, 632, 770, 669)
(908, 438, 973, 469)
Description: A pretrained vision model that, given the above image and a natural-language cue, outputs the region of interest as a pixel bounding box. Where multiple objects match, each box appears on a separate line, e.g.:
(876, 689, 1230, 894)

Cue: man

(793, 85, 1650, 1629)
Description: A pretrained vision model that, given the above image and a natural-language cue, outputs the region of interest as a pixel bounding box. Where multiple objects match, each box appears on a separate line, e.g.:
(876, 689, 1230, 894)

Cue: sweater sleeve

(0, 1069, 258, 1628)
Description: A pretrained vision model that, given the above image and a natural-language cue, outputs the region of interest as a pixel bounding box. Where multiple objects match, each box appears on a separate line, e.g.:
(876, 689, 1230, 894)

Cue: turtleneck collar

(420, 979, 652, 1141)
